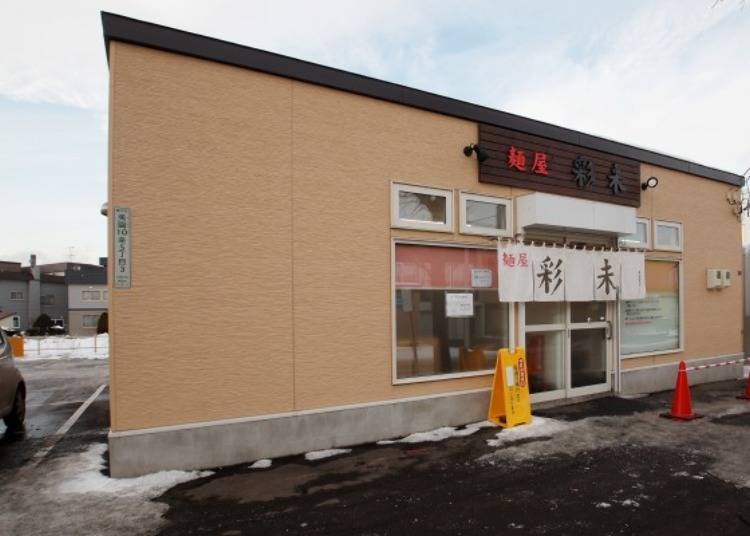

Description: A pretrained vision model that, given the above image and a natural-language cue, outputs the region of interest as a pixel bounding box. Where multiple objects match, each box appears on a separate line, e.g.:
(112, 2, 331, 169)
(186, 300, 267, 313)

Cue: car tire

(3, 386, 25, 431)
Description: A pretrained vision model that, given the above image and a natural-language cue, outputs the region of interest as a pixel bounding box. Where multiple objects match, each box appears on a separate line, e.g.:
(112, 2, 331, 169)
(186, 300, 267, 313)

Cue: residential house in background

(0, 258, 39, 330)
(38, 258, 108, 336)
(64, 262, 108, 336)
(0, 255, 107, 335)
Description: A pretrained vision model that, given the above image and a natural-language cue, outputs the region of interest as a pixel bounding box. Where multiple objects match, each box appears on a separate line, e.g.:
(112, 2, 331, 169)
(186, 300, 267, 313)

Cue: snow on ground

(304, 449, 352, 461)
(19, 334, 109, 360)
(249, 459, 272, 469)
(58, 443, 212, 499)
(1, 441, 213, 536)
(377, 421, 495, 445)
(486, 416, 569, 447)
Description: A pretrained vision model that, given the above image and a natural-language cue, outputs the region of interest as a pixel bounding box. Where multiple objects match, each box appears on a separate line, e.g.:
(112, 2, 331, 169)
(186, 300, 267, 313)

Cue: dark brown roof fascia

(100, 12, 745, 187)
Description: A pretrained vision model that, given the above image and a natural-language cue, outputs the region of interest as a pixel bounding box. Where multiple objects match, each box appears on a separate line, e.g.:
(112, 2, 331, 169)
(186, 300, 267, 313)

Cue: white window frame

(618, 217, 651, 250)
(11, 316, 21, 329)
(653, 220, 683, 252)
(390, 238, 516, 385)
(459, 192, 513, 237)
(391, 182, 453, 233)
(619, 258, 684, 359)
(9, 291, 24, 301)
(82, 315, 99, 328)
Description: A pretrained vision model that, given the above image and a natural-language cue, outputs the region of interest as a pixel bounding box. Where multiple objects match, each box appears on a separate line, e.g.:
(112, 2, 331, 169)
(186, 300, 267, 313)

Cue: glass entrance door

(568, 302, 611, 397)
(524, 301, 612, 402)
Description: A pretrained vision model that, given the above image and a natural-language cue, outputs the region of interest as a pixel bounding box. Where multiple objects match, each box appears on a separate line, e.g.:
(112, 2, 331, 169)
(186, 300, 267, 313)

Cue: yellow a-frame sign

(487, 347, 532, 428)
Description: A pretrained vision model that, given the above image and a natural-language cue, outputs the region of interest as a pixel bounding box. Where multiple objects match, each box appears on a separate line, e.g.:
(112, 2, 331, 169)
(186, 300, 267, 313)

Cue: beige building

(102, 13, 745, 477)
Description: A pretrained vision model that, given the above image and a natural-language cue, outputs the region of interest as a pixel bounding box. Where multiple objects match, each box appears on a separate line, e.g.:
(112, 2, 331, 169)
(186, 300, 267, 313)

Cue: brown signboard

(478, 124, 641, 207)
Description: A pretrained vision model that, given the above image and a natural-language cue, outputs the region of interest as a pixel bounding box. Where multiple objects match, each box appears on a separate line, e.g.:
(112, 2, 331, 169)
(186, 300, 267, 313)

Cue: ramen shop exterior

(102, 13, 745, 476)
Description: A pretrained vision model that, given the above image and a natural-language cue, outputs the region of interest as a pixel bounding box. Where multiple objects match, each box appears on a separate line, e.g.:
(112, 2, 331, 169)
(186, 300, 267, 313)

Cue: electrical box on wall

(722, 270, 732, 287)
(707, 269, 723, 289)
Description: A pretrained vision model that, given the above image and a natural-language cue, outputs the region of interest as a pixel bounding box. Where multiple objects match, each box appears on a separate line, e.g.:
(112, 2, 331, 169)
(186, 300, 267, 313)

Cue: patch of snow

(486, 416, 568, 447)
(304, 448, 351, 461)
(58, 443, 212, 499)
(672, 471, 690, 477)
(619, 499, 640, 507)
(714, 406, 749, 418)
(20, 334, 109, 361)
(595, 502, 612, 508)
(378, 421, 495, 445)
(249, 459, 272, 469)
(617, 393, 648, 399)
(691, 475, 705, 480)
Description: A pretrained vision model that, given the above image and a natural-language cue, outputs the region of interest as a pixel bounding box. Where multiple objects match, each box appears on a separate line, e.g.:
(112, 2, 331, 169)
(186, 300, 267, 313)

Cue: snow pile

(249, 459, 272, 469)
(58, 443, 212, 499)
(486, 416, 568, 447)
(304, 448, 352, 461)
(21, 334, 109, 361)
(378, 421, 495, 445)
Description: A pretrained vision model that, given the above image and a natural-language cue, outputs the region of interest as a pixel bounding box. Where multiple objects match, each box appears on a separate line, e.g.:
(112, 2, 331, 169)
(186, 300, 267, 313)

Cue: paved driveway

(1, 359, 749, 535)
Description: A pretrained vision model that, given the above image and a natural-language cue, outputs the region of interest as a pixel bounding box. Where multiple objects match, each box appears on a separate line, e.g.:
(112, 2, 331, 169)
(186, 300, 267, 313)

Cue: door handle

(605, 320, 612, 340)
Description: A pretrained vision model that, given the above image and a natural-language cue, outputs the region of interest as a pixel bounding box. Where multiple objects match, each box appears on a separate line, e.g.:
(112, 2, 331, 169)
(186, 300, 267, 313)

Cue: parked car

(0, 330, 25, 431)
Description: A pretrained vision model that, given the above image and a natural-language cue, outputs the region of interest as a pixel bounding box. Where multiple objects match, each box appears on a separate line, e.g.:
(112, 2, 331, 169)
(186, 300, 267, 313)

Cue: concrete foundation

(109, 388, 491, 477)
(109, 353, 746, 477)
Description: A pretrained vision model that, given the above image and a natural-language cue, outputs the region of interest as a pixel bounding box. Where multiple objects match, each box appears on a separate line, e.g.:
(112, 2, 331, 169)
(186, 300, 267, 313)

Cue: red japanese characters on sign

(507, 146, 548, 176)
(531, 152, 548, 176)
(507, 146, 526, 171)
(502, 252, 530, 268)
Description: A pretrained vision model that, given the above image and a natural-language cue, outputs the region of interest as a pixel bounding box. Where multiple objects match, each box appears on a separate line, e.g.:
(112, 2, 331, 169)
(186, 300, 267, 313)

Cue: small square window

(618, 217, 651, 249)
(391, 183, 453, 232)
(82, 315, 99, 328)
(459, 192, 512, 237)
(654, 220, 682, 252)
(10, 291, 24, 301)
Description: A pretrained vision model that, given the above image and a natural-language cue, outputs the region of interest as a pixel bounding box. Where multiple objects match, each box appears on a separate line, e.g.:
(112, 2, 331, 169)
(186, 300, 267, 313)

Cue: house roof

(101, 12, 745, 187)
(0, 268, 32, 282)
(0, 311, 17, 320)
(65, 268, 107, 286)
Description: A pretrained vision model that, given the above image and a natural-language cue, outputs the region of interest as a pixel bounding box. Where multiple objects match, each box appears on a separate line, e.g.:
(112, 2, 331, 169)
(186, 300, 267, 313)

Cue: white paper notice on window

(471, 269, 492, 288)
(445, 292, 474, 318)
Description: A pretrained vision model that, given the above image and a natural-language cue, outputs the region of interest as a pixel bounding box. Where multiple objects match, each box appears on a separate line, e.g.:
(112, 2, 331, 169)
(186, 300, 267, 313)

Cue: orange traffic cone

(660, 361, 701, 420)
(737, 369, 750, 400)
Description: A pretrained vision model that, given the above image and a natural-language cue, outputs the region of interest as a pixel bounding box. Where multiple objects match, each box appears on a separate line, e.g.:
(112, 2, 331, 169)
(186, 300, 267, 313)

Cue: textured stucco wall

(108, 41, 742, 432)
(622, 164, 743, 370)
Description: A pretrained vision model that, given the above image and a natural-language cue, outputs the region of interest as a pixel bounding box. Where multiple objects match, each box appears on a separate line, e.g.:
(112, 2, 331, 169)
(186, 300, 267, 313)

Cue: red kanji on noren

(507, 145, 526, 171)
(532, 152, 549, 176)
(502, 252, 516, 267)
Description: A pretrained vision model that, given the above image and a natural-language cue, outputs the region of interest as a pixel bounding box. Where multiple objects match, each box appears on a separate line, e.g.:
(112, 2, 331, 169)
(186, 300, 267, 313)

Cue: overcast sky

(1, 0, 748, 265)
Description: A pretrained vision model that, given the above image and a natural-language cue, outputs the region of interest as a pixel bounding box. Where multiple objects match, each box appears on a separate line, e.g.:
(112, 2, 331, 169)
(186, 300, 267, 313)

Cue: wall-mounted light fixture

(463, 143, 489, 163)
(641, 176, 659, 191)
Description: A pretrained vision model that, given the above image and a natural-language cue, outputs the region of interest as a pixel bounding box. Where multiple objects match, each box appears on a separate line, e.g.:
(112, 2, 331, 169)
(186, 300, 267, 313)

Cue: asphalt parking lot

(1, 359, 749, 536)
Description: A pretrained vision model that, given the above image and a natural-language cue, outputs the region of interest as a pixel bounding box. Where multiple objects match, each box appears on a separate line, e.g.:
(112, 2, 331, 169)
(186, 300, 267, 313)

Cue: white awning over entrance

(516, 192, 637, 236)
